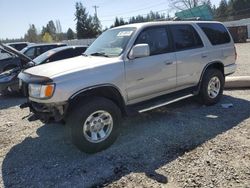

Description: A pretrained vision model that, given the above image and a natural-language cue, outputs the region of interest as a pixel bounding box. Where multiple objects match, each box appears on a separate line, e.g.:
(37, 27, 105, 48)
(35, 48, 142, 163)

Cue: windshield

(84, 27, 136, 57)
(33, 50, 56, 65)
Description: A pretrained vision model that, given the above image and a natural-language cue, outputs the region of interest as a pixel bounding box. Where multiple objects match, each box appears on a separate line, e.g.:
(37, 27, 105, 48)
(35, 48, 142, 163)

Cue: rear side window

(198, 23, 231, 45)
(49, 49, 73, 62)
(170, 24, 203, 51)
(135, 27, 172, 56)
(10, 44, 27, 51)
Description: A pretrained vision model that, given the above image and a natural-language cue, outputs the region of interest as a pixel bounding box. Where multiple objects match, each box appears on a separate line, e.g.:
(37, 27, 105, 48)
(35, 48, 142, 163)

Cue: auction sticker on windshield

(117, 31, 133, 37)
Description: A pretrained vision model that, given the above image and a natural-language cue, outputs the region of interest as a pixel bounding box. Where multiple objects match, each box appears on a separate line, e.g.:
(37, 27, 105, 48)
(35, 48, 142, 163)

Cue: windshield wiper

(89, 52, 109, 57)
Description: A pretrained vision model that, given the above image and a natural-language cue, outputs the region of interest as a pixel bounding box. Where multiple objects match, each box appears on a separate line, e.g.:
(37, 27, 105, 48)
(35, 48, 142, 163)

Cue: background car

(20, 43, 67, 59)
(0, 45, 87, 95)
(32, 45, 88, 65)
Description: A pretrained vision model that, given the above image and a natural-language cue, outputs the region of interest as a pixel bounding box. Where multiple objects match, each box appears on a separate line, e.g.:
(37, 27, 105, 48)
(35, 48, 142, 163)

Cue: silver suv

(19, 21, 236, 153)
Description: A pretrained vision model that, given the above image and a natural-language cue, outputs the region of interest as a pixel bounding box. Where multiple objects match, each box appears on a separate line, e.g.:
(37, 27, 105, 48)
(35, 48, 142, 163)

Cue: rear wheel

(199, 68, 224, 105)
(67, 97, 122, 153)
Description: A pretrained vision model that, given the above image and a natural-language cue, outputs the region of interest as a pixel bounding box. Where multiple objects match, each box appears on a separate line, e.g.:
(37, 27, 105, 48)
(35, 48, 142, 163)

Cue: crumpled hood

(24, 55, 119, 78)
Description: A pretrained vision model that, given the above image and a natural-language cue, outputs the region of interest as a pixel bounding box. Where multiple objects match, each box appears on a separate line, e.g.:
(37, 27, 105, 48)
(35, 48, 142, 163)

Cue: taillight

(234, 45, 237, 61)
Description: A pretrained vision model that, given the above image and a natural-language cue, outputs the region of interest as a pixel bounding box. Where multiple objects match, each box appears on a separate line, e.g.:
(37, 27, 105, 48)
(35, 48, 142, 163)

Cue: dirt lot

(0, 43, 250, 188)
(233, 42, 250, 76)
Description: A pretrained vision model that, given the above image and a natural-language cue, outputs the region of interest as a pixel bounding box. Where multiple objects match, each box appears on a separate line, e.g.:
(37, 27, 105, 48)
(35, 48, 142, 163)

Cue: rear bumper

(224, 63, 237, 76)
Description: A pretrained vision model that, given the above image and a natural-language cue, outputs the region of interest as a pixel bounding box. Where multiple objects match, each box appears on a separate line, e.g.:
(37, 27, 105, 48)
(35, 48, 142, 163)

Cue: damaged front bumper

(20, 100, 68, 123)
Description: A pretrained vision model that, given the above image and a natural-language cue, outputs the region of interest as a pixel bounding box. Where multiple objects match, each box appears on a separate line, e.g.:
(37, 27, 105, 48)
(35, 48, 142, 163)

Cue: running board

(139, 94, 194, 113)
(126, 87, 197, 115)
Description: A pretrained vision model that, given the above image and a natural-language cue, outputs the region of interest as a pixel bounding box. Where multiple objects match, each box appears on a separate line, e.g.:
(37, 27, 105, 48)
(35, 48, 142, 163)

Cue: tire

(199, 68, 225, 105)
(67, 97, 122, 153)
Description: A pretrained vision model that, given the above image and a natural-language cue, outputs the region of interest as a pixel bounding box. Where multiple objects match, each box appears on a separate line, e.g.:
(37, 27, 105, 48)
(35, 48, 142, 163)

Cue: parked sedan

(20, 43, 67, 59)
(0, 45, 87, 95)
(32, 45, 87, 65)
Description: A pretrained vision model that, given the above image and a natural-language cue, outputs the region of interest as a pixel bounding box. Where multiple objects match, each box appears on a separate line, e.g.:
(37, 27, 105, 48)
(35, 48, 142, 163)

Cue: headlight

(28, 83, 55, 99)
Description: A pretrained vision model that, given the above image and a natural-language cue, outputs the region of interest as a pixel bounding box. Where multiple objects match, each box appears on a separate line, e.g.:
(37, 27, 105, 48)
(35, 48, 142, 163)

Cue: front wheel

(199, 68, 225, 105)
(67, 97, 122, 153)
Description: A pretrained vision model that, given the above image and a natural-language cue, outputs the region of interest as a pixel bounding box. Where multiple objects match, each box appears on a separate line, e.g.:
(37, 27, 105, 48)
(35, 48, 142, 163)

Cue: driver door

(125, 26, 177, 103)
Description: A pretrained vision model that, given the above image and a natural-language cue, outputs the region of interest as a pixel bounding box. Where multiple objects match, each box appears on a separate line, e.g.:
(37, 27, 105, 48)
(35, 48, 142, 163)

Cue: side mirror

(129, 44, 150, 59)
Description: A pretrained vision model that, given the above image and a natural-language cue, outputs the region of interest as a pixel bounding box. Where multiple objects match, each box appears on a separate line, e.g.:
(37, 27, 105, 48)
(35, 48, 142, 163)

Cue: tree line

(1, 0, 250, 43)
(213, 0, 250, 21)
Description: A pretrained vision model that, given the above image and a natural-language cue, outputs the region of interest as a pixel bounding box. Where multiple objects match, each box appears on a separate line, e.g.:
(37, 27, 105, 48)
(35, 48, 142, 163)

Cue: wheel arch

(67, 84, 127, 116)
(197, 61, 225, 93)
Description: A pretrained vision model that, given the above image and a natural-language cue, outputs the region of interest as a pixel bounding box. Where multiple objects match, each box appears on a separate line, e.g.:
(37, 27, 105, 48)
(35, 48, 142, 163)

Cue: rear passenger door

(125, 26, 176, 102)
(170, 24, 206, 88)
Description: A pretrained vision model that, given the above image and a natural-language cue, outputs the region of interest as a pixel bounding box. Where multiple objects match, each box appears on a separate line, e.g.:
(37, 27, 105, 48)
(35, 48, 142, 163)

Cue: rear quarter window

(197, 23, 231, 45)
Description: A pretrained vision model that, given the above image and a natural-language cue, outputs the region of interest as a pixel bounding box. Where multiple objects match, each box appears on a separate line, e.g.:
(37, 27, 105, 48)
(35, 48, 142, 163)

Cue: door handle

(165, 61, 173, 65)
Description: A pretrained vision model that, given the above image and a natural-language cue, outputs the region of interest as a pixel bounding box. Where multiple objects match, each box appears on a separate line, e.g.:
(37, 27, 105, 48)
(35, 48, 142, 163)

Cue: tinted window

(24, 47, 35, 59)
(198, 23, 231, 45)
(170, 24, 203, 51)
(135, 27, 172, 56)
(74, 47, 87, 54)
(49, 49, 73, 62)
(36, 47, 43, 57)
(10, 44, 28, 51)
(41, 46, 54, 54)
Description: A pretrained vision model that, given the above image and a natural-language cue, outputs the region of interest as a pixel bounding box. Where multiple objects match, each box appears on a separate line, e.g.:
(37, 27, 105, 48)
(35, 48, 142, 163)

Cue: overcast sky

(0, 0, 221, 39)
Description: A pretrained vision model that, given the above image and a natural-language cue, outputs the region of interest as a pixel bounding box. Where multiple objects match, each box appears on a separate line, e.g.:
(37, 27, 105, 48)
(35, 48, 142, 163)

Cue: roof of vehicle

(6, 42, 30, 45)
(47, 45, 88, 53)
(112, 20, 223, 30)
(26, 43, 67, 47)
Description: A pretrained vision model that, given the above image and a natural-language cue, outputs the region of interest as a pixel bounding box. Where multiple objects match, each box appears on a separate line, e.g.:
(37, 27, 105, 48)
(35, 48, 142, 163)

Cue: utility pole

(93, 5, 99, 17)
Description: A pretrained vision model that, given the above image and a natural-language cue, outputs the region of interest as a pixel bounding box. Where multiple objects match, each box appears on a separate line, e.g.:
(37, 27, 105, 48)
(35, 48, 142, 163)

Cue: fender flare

(68, 84, 127, 115)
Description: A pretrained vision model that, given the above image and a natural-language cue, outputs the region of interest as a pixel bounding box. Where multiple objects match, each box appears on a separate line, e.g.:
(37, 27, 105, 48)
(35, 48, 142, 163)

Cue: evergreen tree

(47, 20, 57, 39)
(92, 13, 102, 36)
(24, 24, 38, 42)
(215, 0, 228, 20)
(75, 2, 94, 39)
(67, 28, 75, 40)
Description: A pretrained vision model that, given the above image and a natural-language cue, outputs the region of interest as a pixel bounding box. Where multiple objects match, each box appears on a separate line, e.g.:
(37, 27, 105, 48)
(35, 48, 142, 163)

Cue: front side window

(24, 47, 35, 59)
(84, 27, 136, 57)
(135, 27, 171, 56)
(170, 24, 203, 51)
(198, 23, 231, 45)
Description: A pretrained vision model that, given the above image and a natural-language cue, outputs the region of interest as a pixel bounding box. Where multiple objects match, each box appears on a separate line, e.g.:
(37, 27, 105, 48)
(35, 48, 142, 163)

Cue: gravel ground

(233, 41, 250, 77)
(0, 42, 250, 187)
(0, 90, 250, 188)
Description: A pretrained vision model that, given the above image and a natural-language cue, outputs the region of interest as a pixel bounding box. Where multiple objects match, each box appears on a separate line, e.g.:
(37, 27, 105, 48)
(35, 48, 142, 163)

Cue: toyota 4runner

(18, 21, 237, 153)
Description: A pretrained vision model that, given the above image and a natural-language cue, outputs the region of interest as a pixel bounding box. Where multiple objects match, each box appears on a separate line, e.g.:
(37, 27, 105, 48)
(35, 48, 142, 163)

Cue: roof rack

(173, 17, 202, 21)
